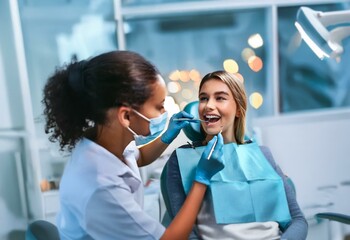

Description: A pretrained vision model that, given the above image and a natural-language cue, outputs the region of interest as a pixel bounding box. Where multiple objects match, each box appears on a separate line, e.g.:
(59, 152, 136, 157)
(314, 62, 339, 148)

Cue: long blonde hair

(199, 71, 247, 144)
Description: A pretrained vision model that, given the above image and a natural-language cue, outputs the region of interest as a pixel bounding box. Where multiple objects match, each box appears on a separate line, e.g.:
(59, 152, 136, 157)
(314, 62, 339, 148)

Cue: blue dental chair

(181, 101, 206, 142)
(25, 220, 60, 240)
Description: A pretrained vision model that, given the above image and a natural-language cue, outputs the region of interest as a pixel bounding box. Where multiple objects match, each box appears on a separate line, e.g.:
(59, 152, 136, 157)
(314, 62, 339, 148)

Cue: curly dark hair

(42, 50, 160, 151)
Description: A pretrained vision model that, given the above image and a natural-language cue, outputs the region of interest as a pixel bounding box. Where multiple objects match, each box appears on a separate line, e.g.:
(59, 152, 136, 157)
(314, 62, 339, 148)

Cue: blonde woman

(163, 70, 308, 240)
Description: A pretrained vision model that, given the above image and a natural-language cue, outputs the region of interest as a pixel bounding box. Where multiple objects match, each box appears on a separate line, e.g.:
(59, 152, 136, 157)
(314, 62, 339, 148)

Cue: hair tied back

(68, 60, 87, 94)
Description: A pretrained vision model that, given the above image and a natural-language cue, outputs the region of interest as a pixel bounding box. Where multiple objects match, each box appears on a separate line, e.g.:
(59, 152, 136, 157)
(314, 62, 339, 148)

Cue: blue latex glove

(161, 111, 194, 144)
(195, 133, 225, 185)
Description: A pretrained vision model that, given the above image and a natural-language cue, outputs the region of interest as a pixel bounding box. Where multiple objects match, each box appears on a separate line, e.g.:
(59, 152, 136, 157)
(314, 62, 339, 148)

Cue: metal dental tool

(207, 129, 222, 160)
(174, 118, 208, 122)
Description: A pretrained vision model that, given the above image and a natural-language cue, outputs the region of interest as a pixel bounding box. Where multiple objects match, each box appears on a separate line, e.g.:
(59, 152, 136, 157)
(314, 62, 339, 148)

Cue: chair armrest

(315, 212, 350, 224)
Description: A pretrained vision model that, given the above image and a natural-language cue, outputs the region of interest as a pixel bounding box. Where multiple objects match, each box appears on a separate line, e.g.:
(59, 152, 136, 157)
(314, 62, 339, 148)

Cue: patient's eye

(199, 96, 208, 102)
(216, 96, 227, 101)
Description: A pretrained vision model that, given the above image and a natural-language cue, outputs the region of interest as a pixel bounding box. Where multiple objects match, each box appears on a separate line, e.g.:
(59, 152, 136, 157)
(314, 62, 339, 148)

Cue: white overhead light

(295, 6, 350, 61)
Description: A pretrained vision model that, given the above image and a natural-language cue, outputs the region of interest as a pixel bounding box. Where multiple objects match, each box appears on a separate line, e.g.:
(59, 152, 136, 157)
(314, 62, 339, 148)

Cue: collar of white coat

(77, 138, 142, 192)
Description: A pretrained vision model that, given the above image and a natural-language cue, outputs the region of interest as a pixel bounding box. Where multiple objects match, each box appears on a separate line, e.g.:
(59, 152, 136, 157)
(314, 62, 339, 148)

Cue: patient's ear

(235, 110, 240, 118)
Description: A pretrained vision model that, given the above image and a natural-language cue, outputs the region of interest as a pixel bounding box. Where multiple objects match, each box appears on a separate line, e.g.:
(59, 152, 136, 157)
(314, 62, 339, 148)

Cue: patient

(163, 70, 308, 240)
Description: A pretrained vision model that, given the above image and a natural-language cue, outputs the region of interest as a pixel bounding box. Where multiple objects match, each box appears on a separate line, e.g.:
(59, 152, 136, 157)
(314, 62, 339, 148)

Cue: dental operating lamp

(295, 6, 350, 61)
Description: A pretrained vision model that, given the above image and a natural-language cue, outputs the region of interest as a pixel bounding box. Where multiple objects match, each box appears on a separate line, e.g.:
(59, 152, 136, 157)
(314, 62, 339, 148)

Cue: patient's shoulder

(259, 145, 277, 168)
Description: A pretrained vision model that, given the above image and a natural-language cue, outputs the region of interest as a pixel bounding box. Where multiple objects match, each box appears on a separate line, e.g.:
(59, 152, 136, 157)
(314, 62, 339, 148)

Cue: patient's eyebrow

(199, 91, 230, 96)
(214, 91, 229, 96)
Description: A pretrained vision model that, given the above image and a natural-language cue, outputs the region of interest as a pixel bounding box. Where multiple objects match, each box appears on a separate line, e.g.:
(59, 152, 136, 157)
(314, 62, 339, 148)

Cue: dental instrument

(174, 118, 208, 122)
(207, 130, 222, 160)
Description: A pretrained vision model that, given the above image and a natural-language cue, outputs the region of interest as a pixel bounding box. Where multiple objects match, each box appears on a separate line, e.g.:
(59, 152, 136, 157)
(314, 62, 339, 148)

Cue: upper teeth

(205, 115, 220, 119)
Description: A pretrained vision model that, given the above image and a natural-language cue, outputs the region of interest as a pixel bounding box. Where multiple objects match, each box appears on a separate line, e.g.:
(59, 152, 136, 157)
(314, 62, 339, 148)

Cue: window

(124, 8, 272, 130)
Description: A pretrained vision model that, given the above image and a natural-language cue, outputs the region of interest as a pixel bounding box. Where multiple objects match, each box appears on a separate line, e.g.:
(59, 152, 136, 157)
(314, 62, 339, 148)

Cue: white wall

(253, 109, 350, 239)
(0, 0, 28, 239)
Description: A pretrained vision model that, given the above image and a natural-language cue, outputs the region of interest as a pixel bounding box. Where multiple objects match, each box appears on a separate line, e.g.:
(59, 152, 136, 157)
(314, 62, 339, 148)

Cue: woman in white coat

(42, 50, 225, 240)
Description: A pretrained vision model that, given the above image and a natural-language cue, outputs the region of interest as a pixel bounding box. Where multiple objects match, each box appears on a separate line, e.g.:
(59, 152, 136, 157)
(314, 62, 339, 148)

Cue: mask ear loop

(132, 109, 151, 122)
(127, 127, 138, 136)
(127, 109, 151, 136)
(122, 106, 141, 137)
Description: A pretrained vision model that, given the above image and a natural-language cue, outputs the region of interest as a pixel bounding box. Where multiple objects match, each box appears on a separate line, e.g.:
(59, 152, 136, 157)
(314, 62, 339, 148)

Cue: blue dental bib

(176, 141, 291, 229)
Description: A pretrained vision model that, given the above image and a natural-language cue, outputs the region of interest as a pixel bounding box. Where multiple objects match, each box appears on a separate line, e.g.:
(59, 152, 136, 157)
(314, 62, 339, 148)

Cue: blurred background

(1, 0, 350, 239)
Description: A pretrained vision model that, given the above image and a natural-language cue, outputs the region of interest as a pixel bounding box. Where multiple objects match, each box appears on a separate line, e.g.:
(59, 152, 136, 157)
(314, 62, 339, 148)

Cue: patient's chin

(204, 129, 220, 136)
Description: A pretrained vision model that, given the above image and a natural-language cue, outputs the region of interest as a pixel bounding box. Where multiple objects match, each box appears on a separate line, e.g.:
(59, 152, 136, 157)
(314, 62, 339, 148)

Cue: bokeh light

(248, 33, 264, 49)
(164, 96, 180, 115)
(179, 70, 190, 82)
(234, 72, 244, 82)
(167, 81, 181, 93)
(248, 56, 263, 72)
(223, 59, 239, 73)
(241, 48, 255, 62)
(169, 70, 180, 81)
(249, 92, 263, 109)
(189, 69, 201, 82)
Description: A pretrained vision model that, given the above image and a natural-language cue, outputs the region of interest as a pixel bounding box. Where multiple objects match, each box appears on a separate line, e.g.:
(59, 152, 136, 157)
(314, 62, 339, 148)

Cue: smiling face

(198, 78, 239, 143)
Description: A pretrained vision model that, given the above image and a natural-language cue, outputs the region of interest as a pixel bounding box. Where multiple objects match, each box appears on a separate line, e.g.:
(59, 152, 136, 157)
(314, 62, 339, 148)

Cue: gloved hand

(161, 111, 194, 144)
(195, 133, 225, 185)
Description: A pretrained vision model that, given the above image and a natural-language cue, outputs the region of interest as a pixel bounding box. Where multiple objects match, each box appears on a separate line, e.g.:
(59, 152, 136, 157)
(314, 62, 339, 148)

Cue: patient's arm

(260, 146, 308, 240)
(165, 148, 201, 239)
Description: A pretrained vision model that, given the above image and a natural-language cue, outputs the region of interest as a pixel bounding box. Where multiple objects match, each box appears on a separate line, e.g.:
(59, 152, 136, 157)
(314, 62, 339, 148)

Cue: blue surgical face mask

(127, 110, 168, 146)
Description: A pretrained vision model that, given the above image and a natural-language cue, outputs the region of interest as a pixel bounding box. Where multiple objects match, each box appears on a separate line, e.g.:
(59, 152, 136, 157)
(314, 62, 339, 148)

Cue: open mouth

(203, 114, 221, 123)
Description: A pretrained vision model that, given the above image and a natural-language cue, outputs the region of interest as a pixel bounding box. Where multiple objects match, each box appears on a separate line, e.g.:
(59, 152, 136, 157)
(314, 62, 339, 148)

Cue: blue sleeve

(165, 149, 201, 240)
(260, 146, 308, 240)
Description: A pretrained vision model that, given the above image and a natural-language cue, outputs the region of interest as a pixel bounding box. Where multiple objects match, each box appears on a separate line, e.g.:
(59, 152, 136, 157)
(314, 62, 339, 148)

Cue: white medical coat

(56, 138, 165, 240)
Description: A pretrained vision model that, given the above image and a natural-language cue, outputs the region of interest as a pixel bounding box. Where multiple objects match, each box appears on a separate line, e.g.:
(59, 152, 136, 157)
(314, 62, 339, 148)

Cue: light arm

(319, 9, 350, 26)
(295, 7, 350, 61)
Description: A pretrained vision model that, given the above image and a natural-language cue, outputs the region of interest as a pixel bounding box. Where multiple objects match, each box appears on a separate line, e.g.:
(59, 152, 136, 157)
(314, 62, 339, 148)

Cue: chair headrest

(182, 101, 205, 142)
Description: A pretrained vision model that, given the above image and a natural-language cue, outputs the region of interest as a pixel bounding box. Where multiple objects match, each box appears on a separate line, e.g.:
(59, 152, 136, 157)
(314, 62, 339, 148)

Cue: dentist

(42, 50, 224, 240)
